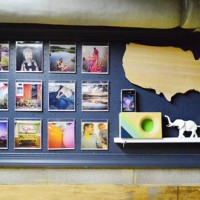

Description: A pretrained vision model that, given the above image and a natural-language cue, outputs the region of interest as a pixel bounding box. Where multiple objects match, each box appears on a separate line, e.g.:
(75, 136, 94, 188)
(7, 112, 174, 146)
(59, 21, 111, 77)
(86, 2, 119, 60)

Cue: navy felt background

(0, 24, 199, 167)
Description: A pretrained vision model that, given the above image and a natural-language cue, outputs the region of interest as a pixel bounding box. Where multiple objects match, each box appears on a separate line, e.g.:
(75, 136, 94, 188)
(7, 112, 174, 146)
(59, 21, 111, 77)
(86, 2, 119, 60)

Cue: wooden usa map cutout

(123, 43, 200, 101)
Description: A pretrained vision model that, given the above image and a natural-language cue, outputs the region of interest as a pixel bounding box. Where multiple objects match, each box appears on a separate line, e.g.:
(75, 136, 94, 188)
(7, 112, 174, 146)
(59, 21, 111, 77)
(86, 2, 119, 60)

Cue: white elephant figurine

(165, 115, 200, 138)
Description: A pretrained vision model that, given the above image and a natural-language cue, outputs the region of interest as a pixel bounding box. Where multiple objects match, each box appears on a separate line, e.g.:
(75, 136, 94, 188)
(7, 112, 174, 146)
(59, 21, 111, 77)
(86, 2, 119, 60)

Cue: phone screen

(121, 89, 136, 112)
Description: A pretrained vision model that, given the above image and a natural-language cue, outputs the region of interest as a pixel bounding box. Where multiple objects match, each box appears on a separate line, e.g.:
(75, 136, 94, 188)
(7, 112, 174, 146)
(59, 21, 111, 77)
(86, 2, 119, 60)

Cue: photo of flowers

(48, 81, 75, 111)
(48, 119, 75, 150)
(81, 119, 108, 150)
(0, 119, 8, 149)
(16, 41, 43, 72)
(14, 119, 42, 149)
(15, 80, 42, 111)
(82, 44, 109, 74)
(0, 80, 8, 111)
(49, 43, 76, 73)
(82, 81, 109, 111)
(0, 43, 9, 72)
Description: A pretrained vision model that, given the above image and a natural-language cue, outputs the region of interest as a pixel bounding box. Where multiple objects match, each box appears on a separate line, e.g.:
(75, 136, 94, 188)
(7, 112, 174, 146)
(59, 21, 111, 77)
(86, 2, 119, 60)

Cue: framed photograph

(81, 119, 108, 150)
(0, 119, 8, 149)
(49, 43, 76, 73)
(82, 81, 109, 111)
(16, 41, 43, 72)
(0, 42, 9, 72)
(14, 119, 42, 149)
(82, 44, 109, 74)
(48, 81, 75, 111)
(48, 119, 75, 150)
(0, 80, 8, 111)
(15, 80, 42, 111)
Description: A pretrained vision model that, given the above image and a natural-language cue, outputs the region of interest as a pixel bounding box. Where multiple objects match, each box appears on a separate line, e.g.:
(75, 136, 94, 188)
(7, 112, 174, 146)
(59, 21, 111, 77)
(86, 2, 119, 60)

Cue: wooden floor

(0, 185, 199, 200)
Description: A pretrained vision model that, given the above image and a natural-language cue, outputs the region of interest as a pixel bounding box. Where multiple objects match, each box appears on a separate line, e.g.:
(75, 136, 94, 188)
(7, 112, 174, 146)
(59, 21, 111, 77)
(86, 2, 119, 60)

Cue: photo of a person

(81, 120, 108, 150)
(21, 48, 39, 71)
(49, 43, 76, 73)
(48, 81, 75, 111)
(0, 43, 9, 72)
(82, 45, 109, 74)
(56, 58, 68, 71)
(98, 123, 108, 145)
(16, 41, 43, 72)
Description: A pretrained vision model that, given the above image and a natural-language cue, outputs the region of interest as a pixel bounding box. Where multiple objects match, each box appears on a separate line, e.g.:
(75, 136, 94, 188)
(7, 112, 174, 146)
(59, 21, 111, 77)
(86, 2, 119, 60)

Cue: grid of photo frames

(0, 41, 110, 150)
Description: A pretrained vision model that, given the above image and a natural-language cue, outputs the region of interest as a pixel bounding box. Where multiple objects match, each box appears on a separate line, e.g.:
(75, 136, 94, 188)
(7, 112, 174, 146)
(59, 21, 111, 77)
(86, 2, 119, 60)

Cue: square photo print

(0, 43, 9, 72)
(82, 44, 109, 74)
(49, 43, 76, 73)
(0, 119, 8, 149)
(82, 81, 109, 111)
(0, 80, 8, 111)
(14, 119, 42, 149)
(48, 119, 75, 150)
(48, 81, 75, 111)
(16, 41, 43, 72)
(15, 80, 42, 111)
(81, 120, 108, 150)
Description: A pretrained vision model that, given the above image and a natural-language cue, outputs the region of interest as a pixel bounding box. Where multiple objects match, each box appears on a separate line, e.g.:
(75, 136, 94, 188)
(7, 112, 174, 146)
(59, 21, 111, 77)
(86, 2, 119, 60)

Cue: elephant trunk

(164, 115, 174, 127)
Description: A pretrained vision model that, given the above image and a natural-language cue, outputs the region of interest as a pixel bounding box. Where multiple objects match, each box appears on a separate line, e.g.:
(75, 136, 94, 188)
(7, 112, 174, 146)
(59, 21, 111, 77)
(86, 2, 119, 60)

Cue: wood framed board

(0, 24, 199, 167)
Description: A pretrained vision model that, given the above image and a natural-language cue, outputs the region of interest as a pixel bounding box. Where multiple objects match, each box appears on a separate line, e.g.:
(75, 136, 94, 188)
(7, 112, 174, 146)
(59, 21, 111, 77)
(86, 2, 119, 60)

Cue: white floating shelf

(114, 137, 200, 144)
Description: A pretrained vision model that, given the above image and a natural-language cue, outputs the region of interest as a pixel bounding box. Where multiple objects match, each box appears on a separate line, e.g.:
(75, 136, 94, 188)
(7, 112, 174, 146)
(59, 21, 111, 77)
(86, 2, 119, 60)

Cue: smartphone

(121, 89, 136, 112)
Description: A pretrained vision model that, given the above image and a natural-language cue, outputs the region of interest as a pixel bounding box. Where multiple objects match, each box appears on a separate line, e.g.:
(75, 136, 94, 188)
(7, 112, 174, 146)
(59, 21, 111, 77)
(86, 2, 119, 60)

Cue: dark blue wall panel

(0, 24, 199, 167)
